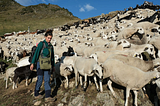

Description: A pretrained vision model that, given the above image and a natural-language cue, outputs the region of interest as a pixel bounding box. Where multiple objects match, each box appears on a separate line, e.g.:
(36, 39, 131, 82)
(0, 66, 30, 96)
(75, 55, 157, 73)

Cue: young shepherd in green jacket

(30, 30, 56, 102)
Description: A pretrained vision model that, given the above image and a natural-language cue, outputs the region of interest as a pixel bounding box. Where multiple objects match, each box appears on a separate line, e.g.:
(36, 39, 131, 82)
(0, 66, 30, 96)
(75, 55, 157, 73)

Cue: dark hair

(44, 29, 53, 37)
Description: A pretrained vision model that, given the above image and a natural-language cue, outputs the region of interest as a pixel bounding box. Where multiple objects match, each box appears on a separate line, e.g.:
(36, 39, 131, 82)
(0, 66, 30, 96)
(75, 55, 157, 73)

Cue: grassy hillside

(0, 0, 80, 36)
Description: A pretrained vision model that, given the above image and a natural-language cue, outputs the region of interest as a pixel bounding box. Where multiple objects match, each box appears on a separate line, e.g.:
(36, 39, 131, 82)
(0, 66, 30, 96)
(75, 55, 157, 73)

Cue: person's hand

(30, 64, 34, 71)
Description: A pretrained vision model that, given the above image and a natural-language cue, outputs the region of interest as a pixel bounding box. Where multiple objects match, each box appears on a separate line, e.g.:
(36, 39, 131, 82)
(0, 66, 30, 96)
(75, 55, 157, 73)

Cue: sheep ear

(117, 41, 122, 45)
(100, 64, 103, 68)
(70, 64, 73, 67)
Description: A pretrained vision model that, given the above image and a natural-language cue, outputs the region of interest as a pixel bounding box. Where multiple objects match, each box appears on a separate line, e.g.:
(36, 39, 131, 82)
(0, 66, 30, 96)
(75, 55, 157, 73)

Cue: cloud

(84, 4, 95, 11)
(79, 7, 85, 12)
(79, 4, 95, 12)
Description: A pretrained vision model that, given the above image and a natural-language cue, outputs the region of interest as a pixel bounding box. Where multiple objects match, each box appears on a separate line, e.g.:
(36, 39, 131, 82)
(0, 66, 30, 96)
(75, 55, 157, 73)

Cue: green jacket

(31, 40, 55, 67)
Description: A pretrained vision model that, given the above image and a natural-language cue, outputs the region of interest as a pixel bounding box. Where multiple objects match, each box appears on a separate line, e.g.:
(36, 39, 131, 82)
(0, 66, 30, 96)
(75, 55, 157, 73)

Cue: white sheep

(52, 62, 73, 88)
(123, 43, 155, 59)
(107, 54, 154, 72)
(117, 27, 144, 40)
(74, 57, 103, 92)
(133, 22, 160, 31)
(15, 56, 30, 67)
(89, 50, 142, 65)
(101, 58, 160, 106)
(4, 67, 17, 89)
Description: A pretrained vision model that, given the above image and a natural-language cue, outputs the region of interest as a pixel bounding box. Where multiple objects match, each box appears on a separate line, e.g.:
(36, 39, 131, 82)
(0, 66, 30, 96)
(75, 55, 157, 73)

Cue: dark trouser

(34, 62, 51, 98)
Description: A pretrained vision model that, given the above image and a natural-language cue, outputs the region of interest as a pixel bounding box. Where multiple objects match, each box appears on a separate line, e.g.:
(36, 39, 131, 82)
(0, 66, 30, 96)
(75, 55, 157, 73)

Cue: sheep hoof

(97, 89, 100, 92)
(81, 85, 83, 88)
(83, 88, 86, 92)
(75, 86, 78, 89)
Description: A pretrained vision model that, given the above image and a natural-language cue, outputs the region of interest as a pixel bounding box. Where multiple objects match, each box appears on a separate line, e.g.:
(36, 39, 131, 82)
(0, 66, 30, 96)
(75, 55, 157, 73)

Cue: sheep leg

(5, 78, 8, 88)
(15, 78, 18, 88)
(83, 74, 87, 91)
(89, 77, 92, 85)
(133, 90, 138, 106)
(93, 75, 100, 92)
(65, 76, 69, 88)
(12, 81, 15, 89)
(107, 80, 117, 98)
(9, 77, 12, 82)
(99, 78, 103, 92)
(74, 69, 79, 88)
(142, 87, 149, 98)
(80, 76, 83, 88)
(125, 87, 131, 106)
(26, 78, 28, 86)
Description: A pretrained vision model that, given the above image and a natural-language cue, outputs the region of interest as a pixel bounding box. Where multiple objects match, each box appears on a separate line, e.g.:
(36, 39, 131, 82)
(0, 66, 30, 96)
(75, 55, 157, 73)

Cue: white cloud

(84, 4, 95, 11)
(79, 7, 85, 12)
(79, 4, 95, 12)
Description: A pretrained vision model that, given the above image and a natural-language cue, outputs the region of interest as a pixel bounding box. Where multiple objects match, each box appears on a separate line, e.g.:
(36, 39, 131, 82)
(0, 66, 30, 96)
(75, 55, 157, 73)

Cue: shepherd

(30, 30, 56, 102)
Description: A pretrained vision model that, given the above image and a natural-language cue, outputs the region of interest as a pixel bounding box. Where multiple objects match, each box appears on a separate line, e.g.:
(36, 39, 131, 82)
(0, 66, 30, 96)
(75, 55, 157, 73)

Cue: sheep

(149, 35, 160, 51)
(107, 54, 154, 72)
(15, 56, 30, 67)
(133, 22, 160, 31)
(74, 57, 103, 92)
(89, 50, 143, 65)
(12, 65, 31, 89)
(122, 43, 155, 59)
(62, 46, 74, 56)
(4, 67, 17, 89)
(52, 63, 73, 88)
(101, 58, 160, 106)
(104, 39, 131, 50)
(117, 27, 145, 40)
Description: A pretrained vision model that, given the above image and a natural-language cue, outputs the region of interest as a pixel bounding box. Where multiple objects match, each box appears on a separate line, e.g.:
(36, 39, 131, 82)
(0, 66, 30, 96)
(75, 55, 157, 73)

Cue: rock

(34, 101, 41, 105)
(68, 94, 85, 106)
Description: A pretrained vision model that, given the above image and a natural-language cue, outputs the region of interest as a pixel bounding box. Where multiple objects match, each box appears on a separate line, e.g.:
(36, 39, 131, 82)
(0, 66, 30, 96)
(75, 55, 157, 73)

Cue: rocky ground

(0, 73, 155, 106)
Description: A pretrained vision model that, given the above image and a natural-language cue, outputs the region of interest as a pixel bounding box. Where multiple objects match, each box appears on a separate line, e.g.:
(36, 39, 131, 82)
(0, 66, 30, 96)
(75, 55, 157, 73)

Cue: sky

(15, 0, 160, 20)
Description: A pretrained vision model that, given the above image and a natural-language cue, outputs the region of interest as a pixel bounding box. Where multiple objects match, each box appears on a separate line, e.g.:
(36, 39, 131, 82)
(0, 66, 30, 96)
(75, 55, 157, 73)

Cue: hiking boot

(45, 97, 56, 102)
(35, 95, 44, 99)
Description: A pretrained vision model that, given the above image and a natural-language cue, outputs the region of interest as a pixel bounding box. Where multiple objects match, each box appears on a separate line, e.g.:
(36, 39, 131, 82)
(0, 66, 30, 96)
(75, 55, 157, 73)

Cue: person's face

(45, 35, 52, 43)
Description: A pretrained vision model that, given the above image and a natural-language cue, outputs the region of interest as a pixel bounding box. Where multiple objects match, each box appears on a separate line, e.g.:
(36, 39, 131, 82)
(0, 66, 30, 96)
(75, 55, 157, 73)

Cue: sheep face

(92, 64, 103, 80)
(64, 64, 73, 73)
(137, 27, 145, 35)
(133, 52, 143, 60)
(144, 45, 155, 58)
(89, 53, 98, 62)
(118, 39, 131, 48)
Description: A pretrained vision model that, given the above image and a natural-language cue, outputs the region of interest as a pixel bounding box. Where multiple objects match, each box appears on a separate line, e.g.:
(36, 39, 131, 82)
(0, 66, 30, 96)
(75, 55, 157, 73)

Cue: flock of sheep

(1, 1, 160, 106)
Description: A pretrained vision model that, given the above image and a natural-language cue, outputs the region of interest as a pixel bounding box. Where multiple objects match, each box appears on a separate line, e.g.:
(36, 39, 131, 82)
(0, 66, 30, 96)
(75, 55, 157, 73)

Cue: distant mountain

(0, 0, 21, 11)
(0, 0, 80, 35)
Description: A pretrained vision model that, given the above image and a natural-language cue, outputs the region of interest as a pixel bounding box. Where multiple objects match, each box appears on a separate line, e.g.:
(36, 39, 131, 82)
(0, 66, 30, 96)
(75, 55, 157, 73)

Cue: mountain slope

(0, 0, 80, 36)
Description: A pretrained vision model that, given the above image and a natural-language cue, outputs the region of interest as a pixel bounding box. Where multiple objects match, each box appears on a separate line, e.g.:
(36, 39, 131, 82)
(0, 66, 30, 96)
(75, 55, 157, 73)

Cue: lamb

(4, 67, 17, 89)
(101, 58, 160, 106)
(52, 63, 73, 88)
(12, 65, 31, 89)
(74, 57, 103, 92)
